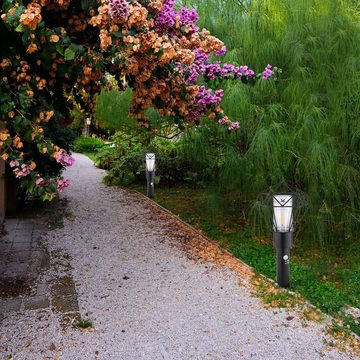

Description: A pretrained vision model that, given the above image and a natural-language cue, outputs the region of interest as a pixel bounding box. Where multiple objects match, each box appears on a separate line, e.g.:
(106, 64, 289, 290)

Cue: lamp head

(145, 153, 156, 172)
(273, 194, 293, 232)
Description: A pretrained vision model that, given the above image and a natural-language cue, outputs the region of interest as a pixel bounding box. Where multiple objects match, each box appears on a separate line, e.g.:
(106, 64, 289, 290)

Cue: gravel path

(0, 153, 357, 360)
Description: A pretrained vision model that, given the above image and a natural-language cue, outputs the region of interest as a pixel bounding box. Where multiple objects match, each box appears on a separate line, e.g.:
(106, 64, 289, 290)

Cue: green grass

(82, 152, 98, 163)
(76, 318, 93, 330)
(132, 184, 360, 336)
(73, 136, 105, 153)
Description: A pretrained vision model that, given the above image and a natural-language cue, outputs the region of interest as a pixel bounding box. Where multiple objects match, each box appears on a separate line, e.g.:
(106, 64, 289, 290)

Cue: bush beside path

(0, 153, 357, 359)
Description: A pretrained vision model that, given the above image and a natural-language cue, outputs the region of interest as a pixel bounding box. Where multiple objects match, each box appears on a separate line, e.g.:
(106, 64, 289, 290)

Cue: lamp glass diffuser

(273, 195, 293, 232)
(86, 118, 91, 125)
(146, 153, 156, 172)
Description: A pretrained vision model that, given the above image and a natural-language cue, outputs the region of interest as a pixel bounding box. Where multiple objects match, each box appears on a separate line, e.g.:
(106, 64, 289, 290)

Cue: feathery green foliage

(95, 88, 135, 132)
(183, 0, 360, 248)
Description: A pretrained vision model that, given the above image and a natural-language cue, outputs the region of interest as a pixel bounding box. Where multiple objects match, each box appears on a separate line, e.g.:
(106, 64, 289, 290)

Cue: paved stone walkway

(0, 153, 358, 360)
(0, 217, 51, 314)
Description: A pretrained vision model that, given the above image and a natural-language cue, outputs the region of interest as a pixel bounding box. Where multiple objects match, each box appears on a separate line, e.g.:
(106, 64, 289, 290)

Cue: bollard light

(85, 117, 91, 137)
(273, 194, 293, 288)
(145, 153, 155, 198)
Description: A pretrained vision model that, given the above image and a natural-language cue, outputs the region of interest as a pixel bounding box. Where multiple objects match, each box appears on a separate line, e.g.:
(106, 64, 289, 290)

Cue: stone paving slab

(0, 215, 66, 315)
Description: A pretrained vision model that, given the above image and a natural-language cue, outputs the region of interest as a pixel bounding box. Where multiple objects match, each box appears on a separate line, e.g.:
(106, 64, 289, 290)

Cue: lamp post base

(273, 232, 293, 288)
(146, 170, 155, 198)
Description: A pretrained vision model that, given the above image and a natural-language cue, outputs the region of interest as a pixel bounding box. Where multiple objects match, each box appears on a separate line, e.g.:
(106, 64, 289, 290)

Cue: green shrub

(98, 132, 204, 187)
(73, 137, 105, 153)
(96, 146, 121, 170)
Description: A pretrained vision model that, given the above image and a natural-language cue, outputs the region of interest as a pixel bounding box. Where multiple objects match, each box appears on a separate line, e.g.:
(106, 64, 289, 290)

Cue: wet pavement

(0, 211, 79, 322)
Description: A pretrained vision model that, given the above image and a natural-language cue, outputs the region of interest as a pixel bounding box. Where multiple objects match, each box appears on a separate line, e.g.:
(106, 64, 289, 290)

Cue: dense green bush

(73, 137, 105, 153)
(96, 146, 121, 170)
(99, 132, 202, 187)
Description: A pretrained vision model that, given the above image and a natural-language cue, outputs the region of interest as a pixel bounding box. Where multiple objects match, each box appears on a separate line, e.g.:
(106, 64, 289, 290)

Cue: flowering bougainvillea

(0, 0, 280, 200)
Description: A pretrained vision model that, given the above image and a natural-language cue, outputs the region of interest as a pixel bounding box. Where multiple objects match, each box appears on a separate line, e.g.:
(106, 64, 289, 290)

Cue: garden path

(0, 153, 357, 359)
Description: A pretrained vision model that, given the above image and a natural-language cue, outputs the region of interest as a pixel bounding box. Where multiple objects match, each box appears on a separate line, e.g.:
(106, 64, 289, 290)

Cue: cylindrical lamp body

(273, 232, 293, 288)
(146, 170, 155, 198)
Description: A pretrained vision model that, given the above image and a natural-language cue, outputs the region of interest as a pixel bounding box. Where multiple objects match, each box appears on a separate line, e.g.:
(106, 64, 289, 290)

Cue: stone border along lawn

(128, 187, 360, 355)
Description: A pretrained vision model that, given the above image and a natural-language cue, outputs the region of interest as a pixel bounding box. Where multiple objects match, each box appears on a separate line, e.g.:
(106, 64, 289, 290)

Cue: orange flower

(0, 132, 9, 141)
(45, 111, 54, 122)
(26, 43, 38, 54)
(83, 66, 92, 76)
(50, 34, 60, 43)
(19, 3, 42, 31)
(13, 136, 23, 148)
(176, 49, 195, 65)
(0, 59, 12, 69)
(99, 29, 112, 50)
(148, 0, 163, 12)
(128, 4, 148, 28)
(37, 79, 46, 90)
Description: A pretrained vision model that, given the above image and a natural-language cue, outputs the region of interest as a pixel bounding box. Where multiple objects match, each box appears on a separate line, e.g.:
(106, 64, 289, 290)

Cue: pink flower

(108, 0, 130, 20)
(35, 177, 45, 186)
(9, 160, 19, 168)
(13, 164, 31, 178)
(218, 117, 228, 125)
(228, 121, 240, 131)
(55, 150, 75, 167)
(262, 64, 274, 80)
(57, 179, 70, 193)
(214, 46, 227, 56)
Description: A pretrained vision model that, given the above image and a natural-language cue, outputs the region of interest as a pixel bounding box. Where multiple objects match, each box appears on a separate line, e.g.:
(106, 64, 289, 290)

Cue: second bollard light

(272, 194, 293, 288)
(145, 153, 155, 198)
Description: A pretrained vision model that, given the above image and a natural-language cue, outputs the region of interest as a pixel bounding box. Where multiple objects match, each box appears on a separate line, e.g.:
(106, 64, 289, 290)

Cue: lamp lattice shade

(273, 195, 293, 232)
(145, 153, 156, 172)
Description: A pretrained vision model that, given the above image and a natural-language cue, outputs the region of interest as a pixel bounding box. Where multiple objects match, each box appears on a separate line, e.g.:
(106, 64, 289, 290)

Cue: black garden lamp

(145, 153, 156, 198)
(85, 117, 91, 137)
(273, 194, 293, 288)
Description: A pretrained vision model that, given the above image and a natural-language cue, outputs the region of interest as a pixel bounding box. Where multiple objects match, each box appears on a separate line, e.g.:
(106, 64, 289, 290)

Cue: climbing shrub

(0, 0, 277, 199)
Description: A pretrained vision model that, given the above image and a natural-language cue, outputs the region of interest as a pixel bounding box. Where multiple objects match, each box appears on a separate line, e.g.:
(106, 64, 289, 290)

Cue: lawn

(131, 184, 360, 336)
